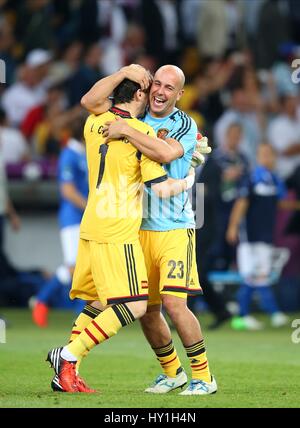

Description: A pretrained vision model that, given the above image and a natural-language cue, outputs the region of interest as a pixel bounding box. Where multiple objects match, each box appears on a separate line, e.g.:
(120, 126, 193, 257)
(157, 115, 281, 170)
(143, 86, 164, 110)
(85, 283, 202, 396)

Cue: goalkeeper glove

(191, 132, 212, 168)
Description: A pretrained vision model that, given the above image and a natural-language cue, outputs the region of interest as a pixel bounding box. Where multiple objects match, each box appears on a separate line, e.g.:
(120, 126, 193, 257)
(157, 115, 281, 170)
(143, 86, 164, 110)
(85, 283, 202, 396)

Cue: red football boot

(51, 374, 98, 393)
(46, 347, 78, 393)
(76, 375, 97, 393)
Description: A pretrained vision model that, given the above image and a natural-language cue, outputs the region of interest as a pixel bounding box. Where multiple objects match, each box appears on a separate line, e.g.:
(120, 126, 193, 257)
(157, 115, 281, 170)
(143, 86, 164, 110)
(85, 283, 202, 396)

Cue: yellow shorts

(139, 229, 202, 305)
(70, 239, 149, 307)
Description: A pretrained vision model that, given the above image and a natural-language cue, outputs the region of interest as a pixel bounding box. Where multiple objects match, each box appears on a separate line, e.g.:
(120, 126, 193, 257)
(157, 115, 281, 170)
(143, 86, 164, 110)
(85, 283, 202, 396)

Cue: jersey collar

(109, 106, 132, 118)
(145, 107, 178, 121)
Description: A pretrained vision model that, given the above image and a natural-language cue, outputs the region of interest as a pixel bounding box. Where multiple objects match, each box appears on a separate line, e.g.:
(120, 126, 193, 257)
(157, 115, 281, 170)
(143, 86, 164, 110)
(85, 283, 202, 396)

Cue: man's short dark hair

(113, 79, 141, 104)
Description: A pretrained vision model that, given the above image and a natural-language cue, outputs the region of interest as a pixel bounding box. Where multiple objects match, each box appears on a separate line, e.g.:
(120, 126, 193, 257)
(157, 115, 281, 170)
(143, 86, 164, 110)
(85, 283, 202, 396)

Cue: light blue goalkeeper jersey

(141, 108, 197, 231)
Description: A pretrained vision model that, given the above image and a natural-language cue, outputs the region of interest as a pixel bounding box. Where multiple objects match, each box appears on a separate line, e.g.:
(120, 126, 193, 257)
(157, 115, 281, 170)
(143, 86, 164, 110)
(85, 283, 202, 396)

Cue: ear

(176, 89, 184, 102)
(135, 88, 143, 100)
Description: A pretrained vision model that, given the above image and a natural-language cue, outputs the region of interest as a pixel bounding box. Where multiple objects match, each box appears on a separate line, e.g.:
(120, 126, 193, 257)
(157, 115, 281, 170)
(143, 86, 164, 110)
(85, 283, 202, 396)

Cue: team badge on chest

(157, 128, 170, 140)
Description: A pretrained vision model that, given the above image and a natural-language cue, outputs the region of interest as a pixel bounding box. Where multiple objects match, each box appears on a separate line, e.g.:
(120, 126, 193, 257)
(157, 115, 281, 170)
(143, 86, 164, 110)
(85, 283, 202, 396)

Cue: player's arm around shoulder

(140, 153, 195, 199)
(151, 168, 195, 198)
(102, 111, 211, 165)
(102, 117, 182, 164)
(81, 65, 151, 115)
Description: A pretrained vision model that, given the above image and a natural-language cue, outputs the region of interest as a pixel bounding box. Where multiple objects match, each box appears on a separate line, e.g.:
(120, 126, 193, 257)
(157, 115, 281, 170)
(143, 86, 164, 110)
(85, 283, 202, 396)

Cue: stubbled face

(257, 145, 276, 170)
(149, 69, 183, 117)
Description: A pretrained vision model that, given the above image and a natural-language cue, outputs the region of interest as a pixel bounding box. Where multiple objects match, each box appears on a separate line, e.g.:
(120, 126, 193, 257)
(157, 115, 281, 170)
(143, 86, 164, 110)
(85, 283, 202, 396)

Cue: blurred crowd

(1, 0, 300, 319)
(0, 0, 300, 163)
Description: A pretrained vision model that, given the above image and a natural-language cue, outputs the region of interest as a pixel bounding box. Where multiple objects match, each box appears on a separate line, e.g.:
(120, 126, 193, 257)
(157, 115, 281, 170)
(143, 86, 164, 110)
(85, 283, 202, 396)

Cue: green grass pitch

(0, 309, 299, 408)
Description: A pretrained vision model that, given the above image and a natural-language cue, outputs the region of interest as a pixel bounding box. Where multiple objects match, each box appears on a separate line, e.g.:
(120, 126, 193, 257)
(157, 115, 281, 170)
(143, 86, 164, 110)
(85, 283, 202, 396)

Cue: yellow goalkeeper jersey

(80, 107, 168, 244)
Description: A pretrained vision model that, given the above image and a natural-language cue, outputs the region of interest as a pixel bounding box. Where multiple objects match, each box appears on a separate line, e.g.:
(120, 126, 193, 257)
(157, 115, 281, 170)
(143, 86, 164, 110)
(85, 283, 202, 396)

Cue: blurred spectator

(227, 144, 290, 329)
(214, 88, 263, 166)
(19, 76, 83, 160)
(1, 0, 300, 314)
(240, 64, 279, 126)
(0, 108, 29, 164)
(98, 0, 128, 42)
(134, 53, 158, 76)
(140, 0, 181, 65)
(66, 42, 103, 107)
(49, 40, 83, 87)
(207, 122, 249, 271)
(197, 0, 227, 59)
(256, 69, 281, 114)
(177, 57, 238, 134)
(122, 23, 146, 65)
(242, 67, 264, 111)
(196, 0, 246, 60)
(243, 0, 265, 45)
(255, 0, 290, 69)
(271, 43, 300, 97)
(32, 115, 88, 327)
(77, 0, 101, 45)
(192, 161, 233, 329)
(98, 0, 129, 74)
(98, 21, 146, 74)
(51, 0, 81, 48)
(31, 99, 83, 159)
(179, 46, 201, 82)
(179, 0, 203, 45)
(268, 94, 300, 181)
(1, 49, 52, 126)
(224, 0, 246, 54)
(21, 83, 67, 141)
(14, 0, 54, 54)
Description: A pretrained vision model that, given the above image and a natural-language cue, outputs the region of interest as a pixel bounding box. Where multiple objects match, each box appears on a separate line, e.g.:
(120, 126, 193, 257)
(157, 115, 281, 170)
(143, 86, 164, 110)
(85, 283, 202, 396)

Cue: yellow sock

(67, 303, 135, 359)
(184, 340, 211, 383)
(152, 341, 182, 378)
(69, 304, 102, 371)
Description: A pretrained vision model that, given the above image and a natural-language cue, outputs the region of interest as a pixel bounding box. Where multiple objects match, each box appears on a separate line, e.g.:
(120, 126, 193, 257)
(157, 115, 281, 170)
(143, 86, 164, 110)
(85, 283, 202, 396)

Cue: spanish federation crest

(157, 128, 169, 140)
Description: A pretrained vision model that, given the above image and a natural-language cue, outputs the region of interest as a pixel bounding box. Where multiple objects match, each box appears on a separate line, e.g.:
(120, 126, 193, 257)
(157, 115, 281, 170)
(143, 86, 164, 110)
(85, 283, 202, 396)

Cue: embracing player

(46, 76, 196, 392)
(80, 64, 216, 396)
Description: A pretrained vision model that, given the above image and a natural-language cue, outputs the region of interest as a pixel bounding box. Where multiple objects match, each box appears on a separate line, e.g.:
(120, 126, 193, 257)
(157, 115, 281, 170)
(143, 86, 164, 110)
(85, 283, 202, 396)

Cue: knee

(126, 300, 147, 320)
(88, 300, 105, 311)
(162, 295, 186, 320)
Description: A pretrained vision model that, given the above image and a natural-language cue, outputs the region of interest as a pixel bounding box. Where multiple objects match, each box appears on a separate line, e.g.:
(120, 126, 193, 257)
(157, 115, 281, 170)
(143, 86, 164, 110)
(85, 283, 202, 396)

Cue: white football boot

(180, 376, 217, 396)
(144, 369, 187, 394)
